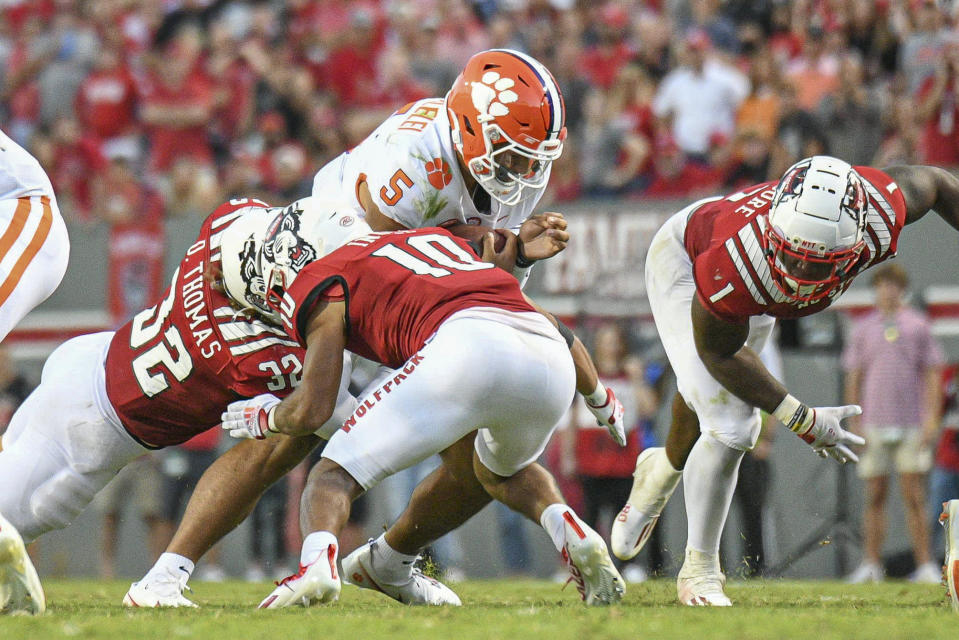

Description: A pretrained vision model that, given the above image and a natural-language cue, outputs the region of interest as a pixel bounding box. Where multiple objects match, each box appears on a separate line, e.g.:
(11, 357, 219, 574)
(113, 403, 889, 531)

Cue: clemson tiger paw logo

(425, 157, 452, 190)
(470, 71, 518, 118)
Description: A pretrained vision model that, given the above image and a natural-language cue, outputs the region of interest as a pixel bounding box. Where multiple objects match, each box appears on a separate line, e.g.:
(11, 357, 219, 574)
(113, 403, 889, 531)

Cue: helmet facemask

(465, 118, 564, 206)
(763, 226, 864, 303)
(763, 156, 869, 304)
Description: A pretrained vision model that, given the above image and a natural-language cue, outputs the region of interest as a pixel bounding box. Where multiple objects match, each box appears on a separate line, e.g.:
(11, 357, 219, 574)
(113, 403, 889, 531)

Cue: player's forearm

(166, 435, 319, 561)
(273, 387, 336, 436)
(928, 167, 959, 231)
(699, 345, 790, 415)
(570, 336, 599, 396)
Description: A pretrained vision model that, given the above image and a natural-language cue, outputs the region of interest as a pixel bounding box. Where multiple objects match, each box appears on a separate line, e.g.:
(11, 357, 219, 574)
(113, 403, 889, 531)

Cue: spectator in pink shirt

(842, 263, 944, 584)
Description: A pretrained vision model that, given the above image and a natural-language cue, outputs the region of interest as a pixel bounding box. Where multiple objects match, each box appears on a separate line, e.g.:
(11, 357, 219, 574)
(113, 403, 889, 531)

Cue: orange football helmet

(446, 49, 567, 206)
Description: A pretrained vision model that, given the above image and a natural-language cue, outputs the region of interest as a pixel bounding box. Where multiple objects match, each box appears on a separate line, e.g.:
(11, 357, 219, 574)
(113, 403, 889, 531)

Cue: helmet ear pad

(764, 156, 869, 303)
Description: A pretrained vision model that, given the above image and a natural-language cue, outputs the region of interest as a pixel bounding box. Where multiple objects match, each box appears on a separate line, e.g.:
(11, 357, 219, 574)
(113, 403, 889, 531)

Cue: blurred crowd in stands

(5, 0, 959, 228)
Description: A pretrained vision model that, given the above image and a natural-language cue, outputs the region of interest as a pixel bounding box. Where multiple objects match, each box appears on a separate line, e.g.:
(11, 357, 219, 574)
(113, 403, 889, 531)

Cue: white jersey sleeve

(313, 98, 545, 231)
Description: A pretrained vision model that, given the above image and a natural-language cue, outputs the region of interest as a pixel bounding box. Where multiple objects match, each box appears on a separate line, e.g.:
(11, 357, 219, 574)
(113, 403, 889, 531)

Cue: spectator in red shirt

(2, 15, 51, 146)
(47, 115, 109, 221)
(205, 18, 255, 151)
(560, 322, 661, 582)
(641, 134, 722, 199)
(931, 364, 959, 556)
(139, 34, 214, 173)
(320, 8, 386, 107)
(93, 155, 165, 326)
(74, 42, 140, 161)
(916, 42, 959, 167)
(581, 3, 636, 90)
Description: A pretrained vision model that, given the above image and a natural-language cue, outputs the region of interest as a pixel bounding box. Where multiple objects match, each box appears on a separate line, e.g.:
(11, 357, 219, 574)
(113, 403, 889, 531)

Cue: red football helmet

(446, 49, 567, 206)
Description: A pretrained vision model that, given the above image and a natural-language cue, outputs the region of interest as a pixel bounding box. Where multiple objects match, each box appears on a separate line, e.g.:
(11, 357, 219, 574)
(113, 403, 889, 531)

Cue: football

(445, 223, 510, 254)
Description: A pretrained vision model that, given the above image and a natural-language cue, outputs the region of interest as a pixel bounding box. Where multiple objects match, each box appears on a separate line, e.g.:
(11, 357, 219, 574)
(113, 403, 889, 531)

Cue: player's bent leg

(260, 460, 361, 608)
(473, 456, 624, 606)
(342, 537, 461, 606)
(676, 434, 745, 607)
(128, 434, 321, 607)
(385, 433, 492, 554)
(0, 512, 44, 615)
(611, 395, 695, 560)
(342, 434, 484, 606)
(0, 333, 147, 541)
(941, 499, 959, 611)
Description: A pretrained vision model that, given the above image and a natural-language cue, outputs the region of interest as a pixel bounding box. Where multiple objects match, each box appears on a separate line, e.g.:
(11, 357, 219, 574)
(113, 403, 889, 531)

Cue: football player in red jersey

(610, 156, 959, 606)
(218, 217, 625, 608)
(0, 197, 362, 615)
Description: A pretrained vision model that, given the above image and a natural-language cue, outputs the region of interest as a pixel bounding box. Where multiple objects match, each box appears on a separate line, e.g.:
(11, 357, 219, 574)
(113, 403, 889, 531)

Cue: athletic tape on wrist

(773, 394, 812, 433)
(585, 382, 608, 407)
(266, 407, 279, 435)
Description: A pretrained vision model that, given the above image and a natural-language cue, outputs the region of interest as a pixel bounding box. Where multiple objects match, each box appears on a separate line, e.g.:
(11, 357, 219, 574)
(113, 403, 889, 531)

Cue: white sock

(540, 503, 583, 552)
(301, 531, 338, 566)
(371, 534, 419, 584)
(636, 448, 683, 512)
(147, 552, 194, 582)
(683, 435, 744, 554)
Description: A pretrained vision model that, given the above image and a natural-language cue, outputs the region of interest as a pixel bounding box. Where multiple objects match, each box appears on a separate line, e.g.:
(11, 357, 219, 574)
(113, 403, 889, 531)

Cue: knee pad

(699, 407, 762, 452)
(26, 467, 107, 540)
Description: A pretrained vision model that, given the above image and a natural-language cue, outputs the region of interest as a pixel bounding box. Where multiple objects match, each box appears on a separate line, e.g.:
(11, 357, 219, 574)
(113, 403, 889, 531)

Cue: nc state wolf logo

(425, 157, 452, 190)
(263, 202, 318, 274)
(237, 233, 271, 314)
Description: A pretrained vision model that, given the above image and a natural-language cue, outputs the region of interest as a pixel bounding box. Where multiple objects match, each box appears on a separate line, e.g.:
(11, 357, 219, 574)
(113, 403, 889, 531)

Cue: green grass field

(1, 579, 954, 640)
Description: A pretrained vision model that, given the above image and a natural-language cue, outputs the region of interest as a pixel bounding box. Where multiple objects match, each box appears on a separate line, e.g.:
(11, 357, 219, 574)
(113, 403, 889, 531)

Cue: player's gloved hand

(774, 395, 864, 463)
(585, 383, 626, 446)
(221, 393, 282, 439)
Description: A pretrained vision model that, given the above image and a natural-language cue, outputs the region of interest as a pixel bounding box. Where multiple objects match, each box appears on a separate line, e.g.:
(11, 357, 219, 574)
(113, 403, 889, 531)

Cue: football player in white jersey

(0, 130, 69, 342)
(312, 48, 570, 282)
(0, 130, 69, 615)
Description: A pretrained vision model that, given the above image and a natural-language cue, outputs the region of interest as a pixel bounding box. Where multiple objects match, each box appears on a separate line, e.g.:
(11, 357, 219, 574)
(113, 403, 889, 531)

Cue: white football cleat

(258, 543, 341, 608)
(611, 448, 682, 561)
(0, 513, 44, 615)
(342, 539, 461, 606)
(676, 548, 731, 607)
(559, 510, 625, 606)
(941, 499, 959, 612)
(123, 566, 197, 608)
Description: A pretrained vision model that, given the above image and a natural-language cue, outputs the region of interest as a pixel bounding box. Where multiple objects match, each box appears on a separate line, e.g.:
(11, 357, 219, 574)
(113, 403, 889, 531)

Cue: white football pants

(0, 332, 148, 542)
(322, 308, 576, 489)
(0, 130, 69, 341)
(645, 205, 775, 451)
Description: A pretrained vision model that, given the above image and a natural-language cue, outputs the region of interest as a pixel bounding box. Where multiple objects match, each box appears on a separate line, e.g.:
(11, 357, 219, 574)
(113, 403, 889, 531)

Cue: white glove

(774, 395, 864, 463)
(585, 384, 626, 447)
(221, 393, 282, 439)
(798, 405, 865, 463)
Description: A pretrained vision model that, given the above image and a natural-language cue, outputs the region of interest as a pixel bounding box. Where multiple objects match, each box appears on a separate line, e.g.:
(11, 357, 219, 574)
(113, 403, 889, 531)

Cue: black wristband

(556, 318, 575, 348)
(515, 242, 536, 269)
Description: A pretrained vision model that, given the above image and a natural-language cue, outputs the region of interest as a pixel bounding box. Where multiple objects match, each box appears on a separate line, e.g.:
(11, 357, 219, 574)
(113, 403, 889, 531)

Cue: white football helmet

(763, 156, 869, 303)
(220, 196, 371, 324)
